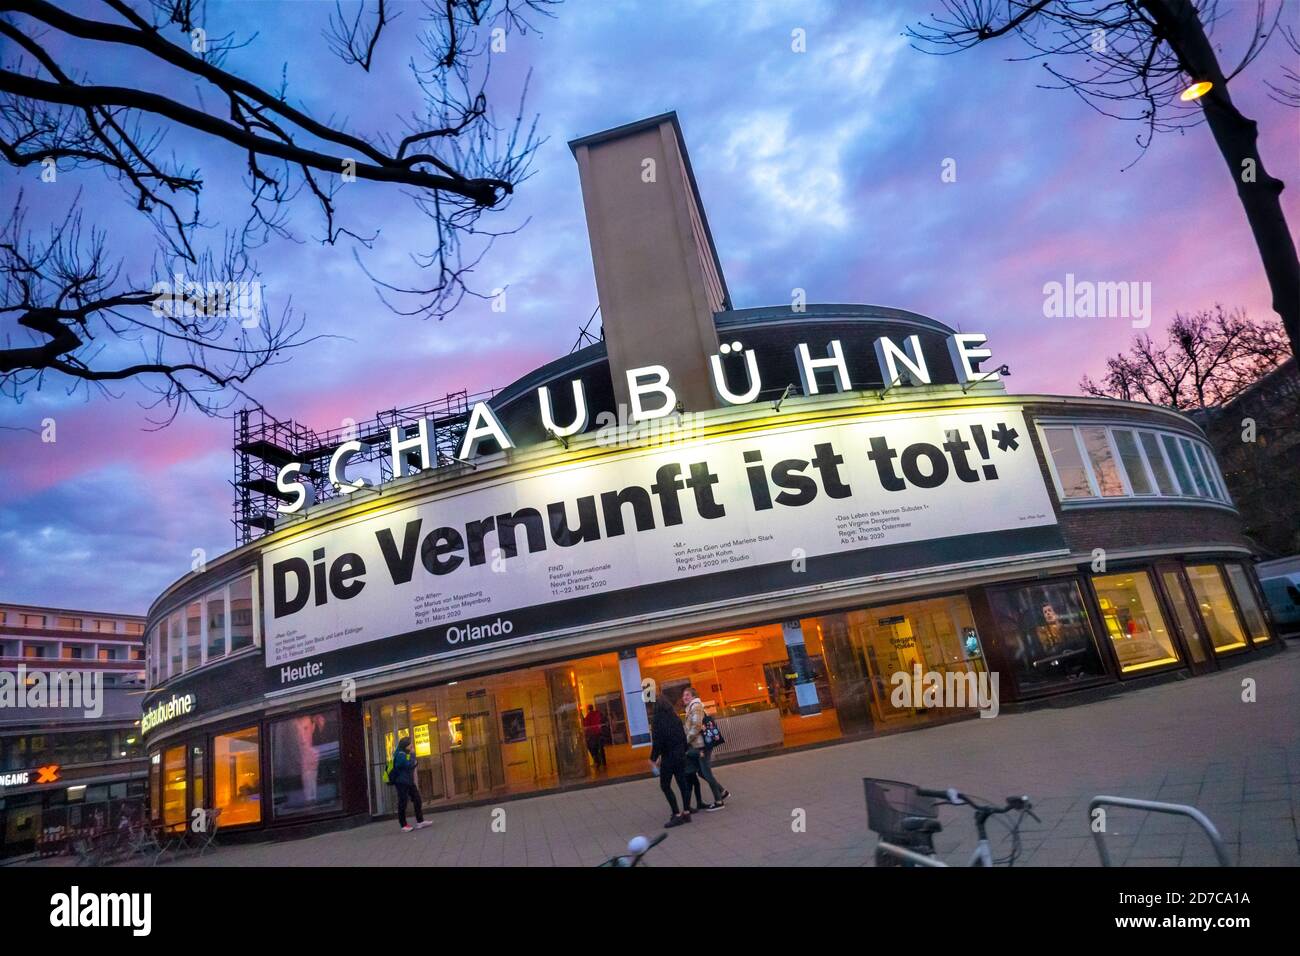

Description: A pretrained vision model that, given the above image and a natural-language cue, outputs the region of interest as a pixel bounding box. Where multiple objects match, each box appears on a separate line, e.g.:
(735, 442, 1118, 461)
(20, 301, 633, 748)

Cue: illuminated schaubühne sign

(273, 332, 1002, 514)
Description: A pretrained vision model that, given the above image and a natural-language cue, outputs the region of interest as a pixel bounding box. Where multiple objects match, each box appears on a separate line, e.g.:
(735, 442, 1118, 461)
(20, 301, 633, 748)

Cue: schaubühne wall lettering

(139, 113, 1281, 838)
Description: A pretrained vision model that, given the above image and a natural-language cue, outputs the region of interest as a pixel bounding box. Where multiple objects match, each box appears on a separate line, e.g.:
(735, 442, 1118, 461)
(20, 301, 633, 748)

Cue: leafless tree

(0, 0, 556, 420)
(1078, 305, 1288, 408)
(908, 1, 1300, 362)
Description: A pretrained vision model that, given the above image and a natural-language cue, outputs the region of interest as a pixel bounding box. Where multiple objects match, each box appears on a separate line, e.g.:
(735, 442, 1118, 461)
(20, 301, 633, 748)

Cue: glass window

(149, 625, 161, 686)
(162, 745, 187, 831)
(271, 709, 342, 819)
(167, 611, 182, 678)
(229, 577, 255, 652)
(986, 580, 1107, 692)
(56, 616, 82, 630)
(21, 614, 45, 628)
(185, 602, 202, 672)
(1224, 564, 1270, 644)
(1111, 430, 1153, 495)
(1161, 570, 1208, 664)
(1192, 444, 1224, 501)
(149, 752, 161, 823)
(1044, 427, 1093, 498)
(1138, 431, 1177, 495)
(1185, 564, 1248, 653)
(1079, 426, 1125, 496)
(191, 744, 206, 814)
(206, 590, 227, 661)
(1160, 434, 1193, 495)
(1092, 571, 1180, 673)
(1178, 437, 1211, 497)
(213, 726, 261, 825)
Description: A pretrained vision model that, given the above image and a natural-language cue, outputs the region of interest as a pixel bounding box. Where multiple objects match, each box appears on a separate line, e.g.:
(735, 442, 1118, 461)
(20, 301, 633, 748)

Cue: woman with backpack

(389, 736, 431, 832)
(683, 686, 730, 811)
(648, 694, 694, 828)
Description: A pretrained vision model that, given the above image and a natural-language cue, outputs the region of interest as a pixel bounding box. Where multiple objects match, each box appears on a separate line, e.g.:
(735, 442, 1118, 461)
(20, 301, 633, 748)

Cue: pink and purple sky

(2, 0, 1298, 613)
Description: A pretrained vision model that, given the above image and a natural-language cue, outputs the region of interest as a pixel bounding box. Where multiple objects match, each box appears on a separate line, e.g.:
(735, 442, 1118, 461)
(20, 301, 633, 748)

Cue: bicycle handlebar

(916, 787, 1034, 816)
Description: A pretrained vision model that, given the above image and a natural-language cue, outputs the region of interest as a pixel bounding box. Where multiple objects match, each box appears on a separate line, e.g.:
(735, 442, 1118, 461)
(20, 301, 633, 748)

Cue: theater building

(138, 114, 1283, 836)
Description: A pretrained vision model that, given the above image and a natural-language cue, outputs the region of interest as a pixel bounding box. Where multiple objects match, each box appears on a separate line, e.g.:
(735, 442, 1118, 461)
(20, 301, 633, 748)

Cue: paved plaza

(24, 646, 1293, 869)
(155, 647, 1299, 868)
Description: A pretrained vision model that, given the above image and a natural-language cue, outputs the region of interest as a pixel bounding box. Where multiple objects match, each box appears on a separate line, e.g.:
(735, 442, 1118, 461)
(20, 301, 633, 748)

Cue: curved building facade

(138, 115, 1282, 838)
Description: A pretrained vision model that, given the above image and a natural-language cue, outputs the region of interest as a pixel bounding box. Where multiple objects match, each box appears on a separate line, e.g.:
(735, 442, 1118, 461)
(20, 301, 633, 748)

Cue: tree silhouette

(909, 0, 1300, 361)
(1, 0, 555, 421)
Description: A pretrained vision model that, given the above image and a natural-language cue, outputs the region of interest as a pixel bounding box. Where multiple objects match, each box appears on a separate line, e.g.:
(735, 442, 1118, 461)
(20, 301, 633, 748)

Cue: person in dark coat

(648, 695, 694, 827)
(391, 736, 431, 832)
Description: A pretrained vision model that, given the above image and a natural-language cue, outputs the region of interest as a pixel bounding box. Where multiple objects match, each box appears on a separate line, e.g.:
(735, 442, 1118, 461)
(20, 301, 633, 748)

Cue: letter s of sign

(276, 462, 316, 514)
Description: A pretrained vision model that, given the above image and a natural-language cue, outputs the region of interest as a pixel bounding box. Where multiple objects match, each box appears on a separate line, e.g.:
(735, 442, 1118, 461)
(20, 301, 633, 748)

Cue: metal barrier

(874, 841, 950, 867)
(1088, 796, 1232, 867)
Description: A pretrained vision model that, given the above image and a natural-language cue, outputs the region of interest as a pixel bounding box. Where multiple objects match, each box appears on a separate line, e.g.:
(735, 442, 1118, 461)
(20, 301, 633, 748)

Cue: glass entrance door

(434, 685, 505, 800)
(844, 596, 987, 726)
(366, 694, 447, 816)
(1157, 564, 1216, 673)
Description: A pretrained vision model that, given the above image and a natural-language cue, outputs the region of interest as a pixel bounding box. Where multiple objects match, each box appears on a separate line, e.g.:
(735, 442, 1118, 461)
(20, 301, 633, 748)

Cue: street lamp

(1180, 80, 1213, 102)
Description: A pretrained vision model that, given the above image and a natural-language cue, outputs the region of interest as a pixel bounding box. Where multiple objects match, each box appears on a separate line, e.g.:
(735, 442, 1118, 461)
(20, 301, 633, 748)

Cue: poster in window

(271, 709, 342, 819)
(500, 708, 527, 744)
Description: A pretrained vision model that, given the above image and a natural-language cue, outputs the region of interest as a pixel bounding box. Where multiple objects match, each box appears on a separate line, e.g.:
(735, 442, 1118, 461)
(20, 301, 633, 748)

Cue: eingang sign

(262, 404, 1063, 682)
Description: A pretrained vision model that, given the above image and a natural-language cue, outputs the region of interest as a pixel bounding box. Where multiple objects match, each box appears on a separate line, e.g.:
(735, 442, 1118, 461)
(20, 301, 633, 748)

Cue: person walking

(582, 704, 607, 770)
(390, 736, 432, 832)
(648, 695, 694, 828)
(683, 686, 730, 811)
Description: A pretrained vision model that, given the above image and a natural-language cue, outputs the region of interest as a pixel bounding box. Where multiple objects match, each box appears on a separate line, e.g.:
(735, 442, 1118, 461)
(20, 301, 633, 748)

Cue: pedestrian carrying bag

(383, 755, 396, 786)
(701, 714, 725, 748)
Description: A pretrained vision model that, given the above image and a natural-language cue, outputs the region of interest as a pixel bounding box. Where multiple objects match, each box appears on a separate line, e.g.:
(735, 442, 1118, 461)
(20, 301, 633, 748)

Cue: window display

(213, 726, 261, 825)
(1092, 571, 1180, 673)
(271, 710, 342, 819)
(1185, 565, 1248, 653)
(986, 580, 1106, 692)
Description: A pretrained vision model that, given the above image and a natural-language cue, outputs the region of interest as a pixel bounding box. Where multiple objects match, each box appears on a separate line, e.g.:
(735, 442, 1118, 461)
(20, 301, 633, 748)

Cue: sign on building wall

(262, 405, 1062, 683)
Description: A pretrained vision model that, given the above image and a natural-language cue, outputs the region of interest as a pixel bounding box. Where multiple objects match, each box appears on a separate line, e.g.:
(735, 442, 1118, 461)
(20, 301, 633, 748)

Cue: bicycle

(865, 778, 1037, 867)
(597, 832, 667, 867)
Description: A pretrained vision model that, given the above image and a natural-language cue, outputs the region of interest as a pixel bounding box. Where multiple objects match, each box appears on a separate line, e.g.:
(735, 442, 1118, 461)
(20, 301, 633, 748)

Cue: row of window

(990, 560, 1270, 696)
(0, 611, 143, 634)
(7, 644, 143, 661)
(150, 710, 342, 831)
(1042, 422, 1231, 505)
(1, 729, 144, 771)
(147, 575, 258, 687)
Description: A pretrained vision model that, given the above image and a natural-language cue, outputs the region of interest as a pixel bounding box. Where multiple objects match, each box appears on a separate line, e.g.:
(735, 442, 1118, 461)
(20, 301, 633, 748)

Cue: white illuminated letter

(873, 335, 931, 387)
(330, 440, 371, 493)
(709, 349, 762, 405)
(538, 380, 589, 438)
(626, 365, 677, 422)
(458, 402, 515, 460)
(795, 340, 850, 395)
(275, 462, 315, 514)
(947, 333, 998, 384)
(390, 416, 433, 476)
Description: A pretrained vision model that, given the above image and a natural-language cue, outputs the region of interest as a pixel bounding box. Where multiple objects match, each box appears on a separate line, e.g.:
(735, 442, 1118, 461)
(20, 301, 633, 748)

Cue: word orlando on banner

(262, 405, 1063, 683)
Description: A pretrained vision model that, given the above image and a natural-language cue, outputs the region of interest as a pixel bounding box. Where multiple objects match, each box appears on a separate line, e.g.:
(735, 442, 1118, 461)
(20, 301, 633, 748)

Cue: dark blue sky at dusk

(2, 0, 1298, 614)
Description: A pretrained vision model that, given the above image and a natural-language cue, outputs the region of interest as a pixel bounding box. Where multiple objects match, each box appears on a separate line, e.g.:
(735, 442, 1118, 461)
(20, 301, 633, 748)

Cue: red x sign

(34, 764, 59, 784)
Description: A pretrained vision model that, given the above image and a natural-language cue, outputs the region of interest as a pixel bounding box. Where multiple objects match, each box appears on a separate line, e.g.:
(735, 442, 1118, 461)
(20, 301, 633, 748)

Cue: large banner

(262, 405, 1063, 682)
